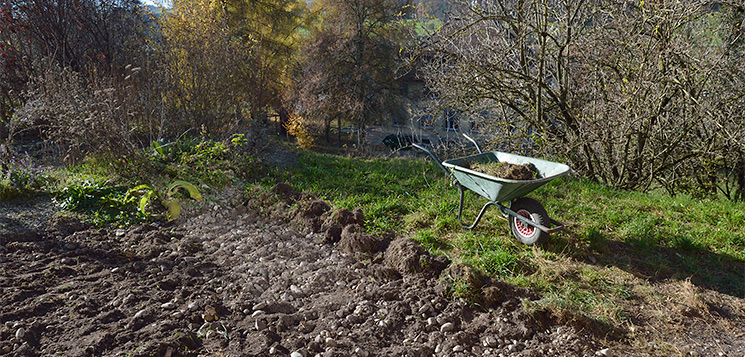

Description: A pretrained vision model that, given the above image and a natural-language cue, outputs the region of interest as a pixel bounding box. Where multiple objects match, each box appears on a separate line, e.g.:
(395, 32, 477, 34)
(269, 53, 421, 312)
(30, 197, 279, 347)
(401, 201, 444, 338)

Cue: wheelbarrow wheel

(509, 198, 549, 245)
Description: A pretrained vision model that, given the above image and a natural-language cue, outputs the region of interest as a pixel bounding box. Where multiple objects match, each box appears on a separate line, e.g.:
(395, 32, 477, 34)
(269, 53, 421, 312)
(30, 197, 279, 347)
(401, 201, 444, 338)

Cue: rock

(164, 347, 174, 357)
(596, 348, 612, 356)
(440, 322, 455, 333)
(133, 309, 148, 320)
(354, 347, 369, 356)
(202, 313, 217, 322)
(484, 336, 498, 348)
(15, 328, 25, 340)
(61, 257, 74, 265)
(290, 285, 303, 296)
(255, 319, 267, 331)
(202, 306, 218, 321)
(160, 302, 176, 310)
(453, 345, 465, 352)
(290, 352, 304, 357)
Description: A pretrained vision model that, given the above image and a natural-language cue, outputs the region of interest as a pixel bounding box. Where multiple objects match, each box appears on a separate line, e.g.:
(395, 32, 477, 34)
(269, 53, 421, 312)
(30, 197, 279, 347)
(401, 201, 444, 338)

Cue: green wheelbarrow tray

(413, 135, 571, 245)
(444, 152, 571, 203)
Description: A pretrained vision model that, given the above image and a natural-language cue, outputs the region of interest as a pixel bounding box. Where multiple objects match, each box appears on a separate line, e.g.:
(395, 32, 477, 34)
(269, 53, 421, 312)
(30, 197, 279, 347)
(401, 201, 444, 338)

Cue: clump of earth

(466, 161, 541, 180)
(1, 182, 742, 356)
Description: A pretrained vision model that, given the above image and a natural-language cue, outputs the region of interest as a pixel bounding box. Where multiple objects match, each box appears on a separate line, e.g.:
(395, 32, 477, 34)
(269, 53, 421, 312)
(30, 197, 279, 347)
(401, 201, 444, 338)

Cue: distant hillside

(414, 0, 452, 20)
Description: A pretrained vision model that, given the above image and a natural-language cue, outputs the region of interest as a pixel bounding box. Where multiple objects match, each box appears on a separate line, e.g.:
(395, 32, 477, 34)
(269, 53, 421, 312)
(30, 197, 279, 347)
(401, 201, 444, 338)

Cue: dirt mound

(338, 224, 387, 256)
(384, 238, 449, 277)
(469, 161, 541, 180)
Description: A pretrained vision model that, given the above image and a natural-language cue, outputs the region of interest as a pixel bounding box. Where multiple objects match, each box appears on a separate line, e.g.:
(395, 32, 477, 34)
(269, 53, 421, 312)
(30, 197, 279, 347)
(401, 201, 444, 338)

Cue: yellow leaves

(163, 198, 181, 219)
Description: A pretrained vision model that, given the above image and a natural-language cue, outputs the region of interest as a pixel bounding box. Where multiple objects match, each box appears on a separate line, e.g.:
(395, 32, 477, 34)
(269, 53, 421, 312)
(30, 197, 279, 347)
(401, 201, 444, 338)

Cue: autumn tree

(157, 0, 309, 135)
(222, 0, 310, 122)
(293, 0, 411, 146)
(157, 0, 247, 134)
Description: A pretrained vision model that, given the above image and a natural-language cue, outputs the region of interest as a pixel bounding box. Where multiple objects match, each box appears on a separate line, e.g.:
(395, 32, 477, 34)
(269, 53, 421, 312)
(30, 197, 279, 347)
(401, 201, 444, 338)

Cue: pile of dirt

(467, 161, 541, 180)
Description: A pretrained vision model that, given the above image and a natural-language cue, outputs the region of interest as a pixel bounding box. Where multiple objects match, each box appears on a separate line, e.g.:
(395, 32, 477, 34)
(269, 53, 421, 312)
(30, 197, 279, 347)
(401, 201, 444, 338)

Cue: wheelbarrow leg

(457, 184, 500, 229)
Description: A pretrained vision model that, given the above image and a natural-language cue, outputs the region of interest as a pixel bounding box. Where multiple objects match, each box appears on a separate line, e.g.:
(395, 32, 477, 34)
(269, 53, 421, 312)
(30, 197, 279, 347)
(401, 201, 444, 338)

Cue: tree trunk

(737, 152, 745, 202)
(324, 120, 330, 143)
(337, 115, 342, 147)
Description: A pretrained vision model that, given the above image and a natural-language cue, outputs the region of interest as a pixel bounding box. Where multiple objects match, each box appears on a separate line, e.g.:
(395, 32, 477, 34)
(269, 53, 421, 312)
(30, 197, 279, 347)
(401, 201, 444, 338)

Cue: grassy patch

(267, 147, 745, 327)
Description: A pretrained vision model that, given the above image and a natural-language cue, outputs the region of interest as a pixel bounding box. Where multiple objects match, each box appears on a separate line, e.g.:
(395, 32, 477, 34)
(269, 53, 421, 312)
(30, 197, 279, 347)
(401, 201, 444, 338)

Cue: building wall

(367, 80, 488, 147)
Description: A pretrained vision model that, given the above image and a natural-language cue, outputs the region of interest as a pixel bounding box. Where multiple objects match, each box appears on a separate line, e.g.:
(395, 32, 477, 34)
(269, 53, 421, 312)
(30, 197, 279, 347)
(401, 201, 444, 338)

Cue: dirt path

(0, 185, 742, 356)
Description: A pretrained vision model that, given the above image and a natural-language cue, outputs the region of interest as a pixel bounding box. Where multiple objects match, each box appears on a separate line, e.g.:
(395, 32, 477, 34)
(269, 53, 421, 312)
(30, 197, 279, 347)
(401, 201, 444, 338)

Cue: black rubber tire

(509, 198, 550, 245)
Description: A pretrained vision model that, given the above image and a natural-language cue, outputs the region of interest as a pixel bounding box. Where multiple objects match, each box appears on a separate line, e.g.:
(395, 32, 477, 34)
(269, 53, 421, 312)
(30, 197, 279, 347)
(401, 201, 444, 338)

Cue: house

(367, 67, 489, 149)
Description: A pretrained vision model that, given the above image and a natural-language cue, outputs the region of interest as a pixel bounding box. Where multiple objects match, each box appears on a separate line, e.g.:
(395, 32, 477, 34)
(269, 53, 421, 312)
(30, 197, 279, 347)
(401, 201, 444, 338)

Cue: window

(392, 115, 404, 127)
(444, 110, 459, 131)
(470, 120, 484, 133)
(418, 115, 434, 129)
(399, 83, 409, 96)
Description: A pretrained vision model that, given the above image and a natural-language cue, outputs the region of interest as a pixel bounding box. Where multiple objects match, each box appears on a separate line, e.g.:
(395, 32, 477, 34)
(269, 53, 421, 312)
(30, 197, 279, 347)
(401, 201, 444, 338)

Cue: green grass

(263, 147, 745, 326)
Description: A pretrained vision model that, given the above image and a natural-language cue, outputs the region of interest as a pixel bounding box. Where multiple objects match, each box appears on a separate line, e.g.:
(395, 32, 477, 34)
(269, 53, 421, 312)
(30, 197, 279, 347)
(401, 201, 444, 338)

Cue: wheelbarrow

(412, 135, 571, 245)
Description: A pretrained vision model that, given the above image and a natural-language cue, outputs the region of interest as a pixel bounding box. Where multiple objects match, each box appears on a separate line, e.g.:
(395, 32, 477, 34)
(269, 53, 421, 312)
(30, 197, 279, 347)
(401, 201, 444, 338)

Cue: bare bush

(12, 63, 145, 163)
(419, 0, 745, 198)
(0, 0, 147, 136)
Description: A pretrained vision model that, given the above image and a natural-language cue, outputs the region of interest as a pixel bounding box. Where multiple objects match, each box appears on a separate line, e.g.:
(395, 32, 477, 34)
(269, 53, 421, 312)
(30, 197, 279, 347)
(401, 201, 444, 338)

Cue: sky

(141, 0, 171, 8)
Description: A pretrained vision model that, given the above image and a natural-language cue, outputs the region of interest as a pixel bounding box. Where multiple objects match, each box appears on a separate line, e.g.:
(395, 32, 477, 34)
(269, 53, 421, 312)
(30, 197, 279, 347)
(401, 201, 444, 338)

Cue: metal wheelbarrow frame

(413, 134, 571, 245)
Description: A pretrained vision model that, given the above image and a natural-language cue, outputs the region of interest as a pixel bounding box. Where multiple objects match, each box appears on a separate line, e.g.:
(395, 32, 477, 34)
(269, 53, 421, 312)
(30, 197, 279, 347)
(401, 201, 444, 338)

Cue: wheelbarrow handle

(462, 133, 482, 154)
(411, 143, 452, 178)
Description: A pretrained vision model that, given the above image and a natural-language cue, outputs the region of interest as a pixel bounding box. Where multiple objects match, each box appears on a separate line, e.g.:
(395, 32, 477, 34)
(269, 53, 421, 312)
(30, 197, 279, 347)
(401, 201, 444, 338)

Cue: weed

(128, 180, 203, 220)
(0, 144, 55, 200)
(54, 181, 145, 226)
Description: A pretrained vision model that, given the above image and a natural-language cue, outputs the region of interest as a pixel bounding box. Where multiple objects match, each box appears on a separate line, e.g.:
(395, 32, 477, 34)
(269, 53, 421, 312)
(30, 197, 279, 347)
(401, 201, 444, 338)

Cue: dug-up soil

(467, 162, 541, 181)
(1, 184, 743, 356)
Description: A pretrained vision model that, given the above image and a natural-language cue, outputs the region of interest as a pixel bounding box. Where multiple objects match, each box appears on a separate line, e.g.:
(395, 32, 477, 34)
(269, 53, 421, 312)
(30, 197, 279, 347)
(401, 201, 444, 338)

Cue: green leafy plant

(129, 180, 203, 220)
(54, 181, 144, 226)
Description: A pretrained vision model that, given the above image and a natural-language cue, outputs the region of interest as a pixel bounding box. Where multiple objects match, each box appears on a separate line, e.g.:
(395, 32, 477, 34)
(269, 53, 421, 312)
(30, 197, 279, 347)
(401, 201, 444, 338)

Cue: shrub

(0, 144, 53, 201)
(283, 113, 317, 149)
(11, 63, 145, 163)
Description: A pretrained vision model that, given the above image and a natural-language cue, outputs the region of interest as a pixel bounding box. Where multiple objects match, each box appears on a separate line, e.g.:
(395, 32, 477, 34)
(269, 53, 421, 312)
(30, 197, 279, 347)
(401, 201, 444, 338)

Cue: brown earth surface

(467, 162, 541, 181)
(1, 183, 744, 356)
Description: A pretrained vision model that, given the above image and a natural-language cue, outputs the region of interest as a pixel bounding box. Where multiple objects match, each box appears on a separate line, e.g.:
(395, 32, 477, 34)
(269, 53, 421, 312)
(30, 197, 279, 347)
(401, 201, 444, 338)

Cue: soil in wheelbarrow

(466, 161, 542, 180)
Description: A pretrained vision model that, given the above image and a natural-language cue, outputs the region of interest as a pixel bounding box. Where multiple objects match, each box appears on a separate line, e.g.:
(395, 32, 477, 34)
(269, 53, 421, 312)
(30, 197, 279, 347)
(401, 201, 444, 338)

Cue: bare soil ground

(1, 184, 743, 356)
